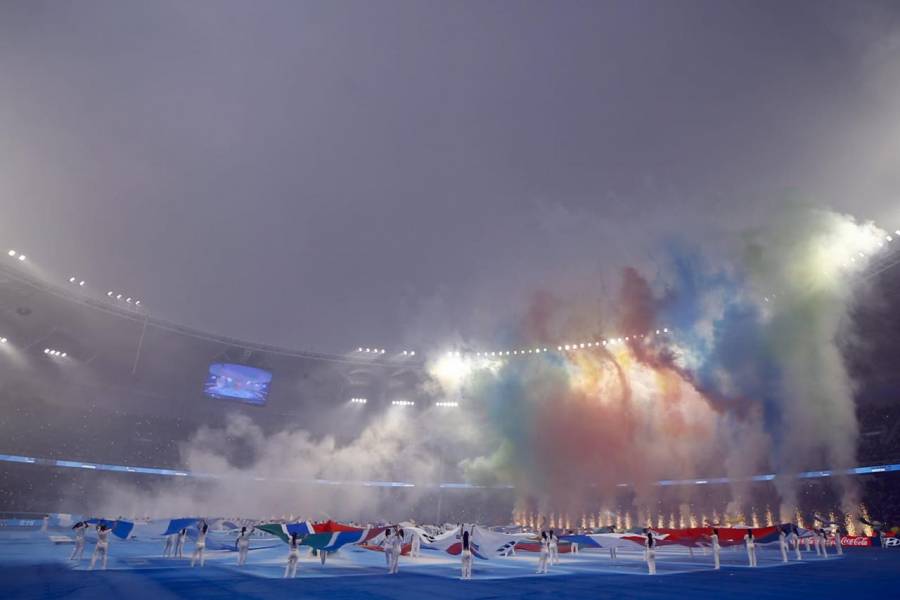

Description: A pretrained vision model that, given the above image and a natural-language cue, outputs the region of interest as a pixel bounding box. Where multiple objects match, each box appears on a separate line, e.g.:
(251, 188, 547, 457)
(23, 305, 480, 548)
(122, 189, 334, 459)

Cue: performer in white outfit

(410, 530, 421, 558)
(460, 528, 473, 580)
(162, 532, 175, 558)
(744, 529, 757, 567)
(383, 529, 394, 572)
(789, 525, 802, 561)
(820, 529, 829, 557)
(390, 527, 403, 574)
(89, 524, 110, 570)
(832, 526, 843, 556)
(536, 531, 550, 574)
(70, 522, 87, 561)
(711, 528, 721, 570)
(237, 526, 251, 566)
(176, 528, 187, 558)
(567, 530, 579, 554)
(549, 529, 560, 565)
(645, 530, 656, 575)
(778, 529, 789, 562)
(284, 533, 300, 578)
(191, 522, 209, 567)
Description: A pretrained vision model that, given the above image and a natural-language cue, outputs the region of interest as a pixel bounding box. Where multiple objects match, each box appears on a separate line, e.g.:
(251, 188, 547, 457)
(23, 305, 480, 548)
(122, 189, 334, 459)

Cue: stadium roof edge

(0, 262, 423, 369)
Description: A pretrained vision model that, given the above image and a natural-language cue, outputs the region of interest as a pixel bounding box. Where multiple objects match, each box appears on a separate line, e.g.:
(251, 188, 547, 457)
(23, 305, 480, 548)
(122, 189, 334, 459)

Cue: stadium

(3, 2, 900, 599)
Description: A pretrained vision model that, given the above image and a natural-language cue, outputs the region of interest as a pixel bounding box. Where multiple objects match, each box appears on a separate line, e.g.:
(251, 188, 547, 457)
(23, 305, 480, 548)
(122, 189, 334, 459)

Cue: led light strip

(0, 453, 896, 489)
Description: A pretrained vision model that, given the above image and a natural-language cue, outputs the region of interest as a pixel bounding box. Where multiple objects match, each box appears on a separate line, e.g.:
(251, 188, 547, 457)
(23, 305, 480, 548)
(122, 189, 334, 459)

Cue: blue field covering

(1, 526, 898, 599)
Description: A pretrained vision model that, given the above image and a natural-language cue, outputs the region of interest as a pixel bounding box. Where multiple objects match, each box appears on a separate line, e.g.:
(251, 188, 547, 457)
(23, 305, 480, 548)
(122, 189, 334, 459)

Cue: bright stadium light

(135, 300, 141, 306)
(79, 281, 85, 286)
(107, 291, 113, 296)
(69, 277, 76, 283)
(60, 353, 67, 358)
(17, 254, 25, 261)
(435, 401, 459, 408)
(7, 250, 15, 257)
(887, 235, 894, 242)
(0, 337, 7, 344)
(116, 294, 122, 299)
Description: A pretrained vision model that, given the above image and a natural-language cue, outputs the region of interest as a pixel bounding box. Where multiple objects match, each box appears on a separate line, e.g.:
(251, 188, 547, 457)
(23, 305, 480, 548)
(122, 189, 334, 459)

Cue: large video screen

(204, 363, 272, 405)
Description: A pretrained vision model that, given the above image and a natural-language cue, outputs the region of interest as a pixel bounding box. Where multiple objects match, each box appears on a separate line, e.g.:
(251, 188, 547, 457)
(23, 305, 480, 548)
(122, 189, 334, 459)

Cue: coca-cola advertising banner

(830, 535, 898, 547)
(839, 536, 873, 547)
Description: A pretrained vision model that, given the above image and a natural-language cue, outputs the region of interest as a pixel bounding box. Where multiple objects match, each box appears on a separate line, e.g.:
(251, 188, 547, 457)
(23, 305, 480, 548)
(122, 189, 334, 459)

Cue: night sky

(2, 0, 899, 352)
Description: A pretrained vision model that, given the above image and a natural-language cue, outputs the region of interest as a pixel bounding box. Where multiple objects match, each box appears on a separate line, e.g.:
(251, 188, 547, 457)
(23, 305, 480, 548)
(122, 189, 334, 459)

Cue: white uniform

(461, 532, 473, 580)
(284, 538, 300, 578)
(788, 530, 802, 561)
(176, 530, 187, 557)
(549, 532, 560, 565)
(711, 533, 720, 570)
(70, 525, 87, 560)
(237, 531, 251, 566)
(779, 531, 789, 562)
(744, 534, 757, 567)
(390, 531, 402, 574)
(833, 529, 843, 555)
(191, 527, 208, 567)
(410, 532, 421, 558)
(537, 535, 550, 574)
(645, 535, 656, 575)
(89, 527, 110, 570)
(383, 531, 394, 571)
(820, 531, 829, 557)
(163, 533, 175, 558)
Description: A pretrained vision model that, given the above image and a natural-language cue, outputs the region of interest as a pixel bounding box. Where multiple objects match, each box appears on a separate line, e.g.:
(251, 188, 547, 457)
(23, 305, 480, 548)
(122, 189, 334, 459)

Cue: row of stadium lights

(470, 328, 671, 358)
(356, 348, 417, 356)
(0, 336, 65, 357)
(105, 290, 141, 306)
(356, 329, 673, 362)
(352, 224, 900, 358)
(7, 248, 143, 308)
(759, 230, 900, 304)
